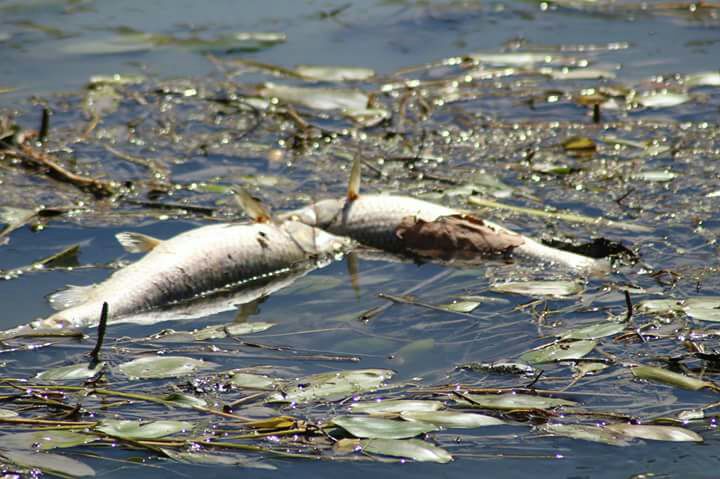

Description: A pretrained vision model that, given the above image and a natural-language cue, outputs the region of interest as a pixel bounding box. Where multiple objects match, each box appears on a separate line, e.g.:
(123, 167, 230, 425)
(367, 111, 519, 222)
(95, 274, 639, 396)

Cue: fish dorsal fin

(234, 189, 272, 223)
(48, 284, 96, 311)
(116, 232, 162, 253)
(347, 157, 361, 201)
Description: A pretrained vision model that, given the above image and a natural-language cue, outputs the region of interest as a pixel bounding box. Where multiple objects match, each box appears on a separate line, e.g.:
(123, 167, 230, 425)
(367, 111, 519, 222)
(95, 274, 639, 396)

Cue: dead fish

(0, 192, 348, 338)
(282, 159, 608, 273)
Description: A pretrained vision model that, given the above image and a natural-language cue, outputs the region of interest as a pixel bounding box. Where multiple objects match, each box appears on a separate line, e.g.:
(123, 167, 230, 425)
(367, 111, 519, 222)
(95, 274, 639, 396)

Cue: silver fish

(0, 195, 348, 338)
(283, 160, 608, 273)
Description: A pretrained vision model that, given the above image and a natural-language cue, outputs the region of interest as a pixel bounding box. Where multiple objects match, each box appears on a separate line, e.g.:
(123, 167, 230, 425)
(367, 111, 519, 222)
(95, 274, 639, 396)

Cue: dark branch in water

(88, 302, 108, 369)
(624, 290, 633, 322)
(39, 108, 50, 143)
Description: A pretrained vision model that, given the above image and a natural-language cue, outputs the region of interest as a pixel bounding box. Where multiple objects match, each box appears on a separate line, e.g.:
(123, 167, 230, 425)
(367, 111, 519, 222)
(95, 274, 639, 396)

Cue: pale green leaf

(1, 431, 98, 450)
(350, 400, 443, 414)
(605, 424, 703, 442)
(492, 280, 583, 298)
(267, 369, 393, 404)
(36, 362, 105, 381)
(631, 365, 712, 391)
(401, 410, 504, 428)
(330, 415, 438, 439)
(520, 340, 597, 364)
(560, 321, 625, 340)
(1, 450, 95, 477)
(96, 419, 193, 439)
(540, 423, 631, 446)
(460, 393, 577, 410)
(361, 438, 452, 463)
(117, 356, 216, 379)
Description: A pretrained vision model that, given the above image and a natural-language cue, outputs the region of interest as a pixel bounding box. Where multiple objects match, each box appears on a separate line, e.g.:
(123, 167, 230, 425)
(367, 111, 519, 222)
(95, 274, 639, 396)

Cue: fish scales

(32, 221, 343, 330)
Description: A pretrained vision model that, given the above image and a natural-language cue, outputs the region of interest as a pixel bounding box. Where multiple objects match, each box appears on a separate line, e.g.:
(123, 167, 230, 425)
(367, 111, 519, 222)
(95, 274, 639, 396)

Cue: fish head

(280, 198, 346, 229)
(281, 219, 352, 255)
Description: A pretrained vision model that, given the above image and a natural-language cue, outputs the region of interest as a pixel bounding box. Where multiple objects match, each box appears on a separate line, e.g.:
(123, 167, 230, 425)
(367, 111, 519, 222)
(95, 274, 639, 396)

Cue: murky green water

(1, 0, 720, 477)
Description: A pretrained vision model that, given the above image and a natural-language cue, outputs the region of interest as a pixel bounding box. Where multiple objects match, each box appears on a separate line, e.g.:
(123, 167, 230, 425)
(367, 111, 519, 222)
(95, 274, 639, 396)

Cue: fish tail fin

(116, 232, 162, 253)
(48, 284, 96, 311)
(234, 189, 273, 223)
(347, 157, 361, 201)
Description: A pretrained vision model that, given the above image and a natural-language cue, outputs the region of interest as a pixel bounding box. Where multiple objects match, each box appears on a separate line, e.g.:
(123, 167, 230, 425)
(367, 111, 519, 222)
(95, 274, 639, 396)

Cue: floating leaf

(36, 362, 105, 381)
(467, 52, 549, 66)
(572, 362, 608, 376)
(460, 393, 577, 410)
(683, 297, 720, 321)
(637, 299, 683, 314)
(0, 408, 18, 418)
(160, 449, 276, 469)
(560, 322, 625, 340)
(361, 438, 452, 463)
(634, 170, 677, 182)
(96, 420, 193, 439)
(459, 361, 536, 376)
(89, 74, 146, 87)
(438, 300, 481, 313)
(631, 365, 713, 391)
(230, 372, 278, 390)
(637, 92, 691, 109)
(1, 431, 98, 450)
(605, 424, 703, 442)
(492, 280, 583, 298)
(117, 356, 216, 379)
(401, 410, 504, 428)
(295, 65, 375, 82)
(192, 322, 274, 340)
(267, 369, 393, 404)
(162, 392, 207, 408)
(34, 244, 81, 269)
(540, 423, 631, 446)
(330, 416, 438, 439)
(1, 450, 95, 477)
(350, 400, 443, 414)
(562, 136, 596, 152)
(259, 83, 368, 111)
(520, 340, 597, 364)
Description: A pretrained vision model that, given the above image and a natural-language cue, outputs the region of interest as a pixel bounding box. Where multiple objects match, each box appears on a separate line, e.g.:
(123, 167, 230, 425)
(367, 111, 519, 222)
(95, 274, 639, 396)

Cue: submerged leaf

(1, 450, 95, 477)
(605, 424, 703, 442)
(401, 410, 504, 428)
(330, 416, 438, 439)
(361, 438, 452, 463)
(36, 362, 105, 381)
(631, 365, 713, 391)
(492, 280, 583, 297)
(117, 356, 216, 379)
(350, 400, 444, 414)
(520, 340, 597, 364)
(266, 369, 394, 404)
(460, 393, 577, 410)
(96, 420, 193, 439)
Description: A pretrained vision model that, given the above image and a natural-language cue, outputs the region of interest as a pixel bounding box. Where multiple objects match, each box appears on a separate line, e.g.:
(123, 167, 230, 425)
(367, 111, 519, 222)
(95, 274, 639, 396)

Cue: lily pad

(96, 419, 193, 440)
(401, 410, 504, 428)
(117, 356, 216, 379)
(330, 415, 438, 439)
(36, 362, 105, 381)
(520, 340, 597, 364)
(492, 280, 583, 297)
(361, 438, 452, 463)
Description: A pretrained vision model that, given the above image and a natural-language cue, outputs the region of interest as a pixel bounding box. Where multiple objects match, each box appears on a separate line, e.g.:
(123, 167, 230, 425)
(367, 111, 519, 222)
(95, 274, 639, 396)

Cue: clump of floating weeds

(0, 30, 720, 476)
